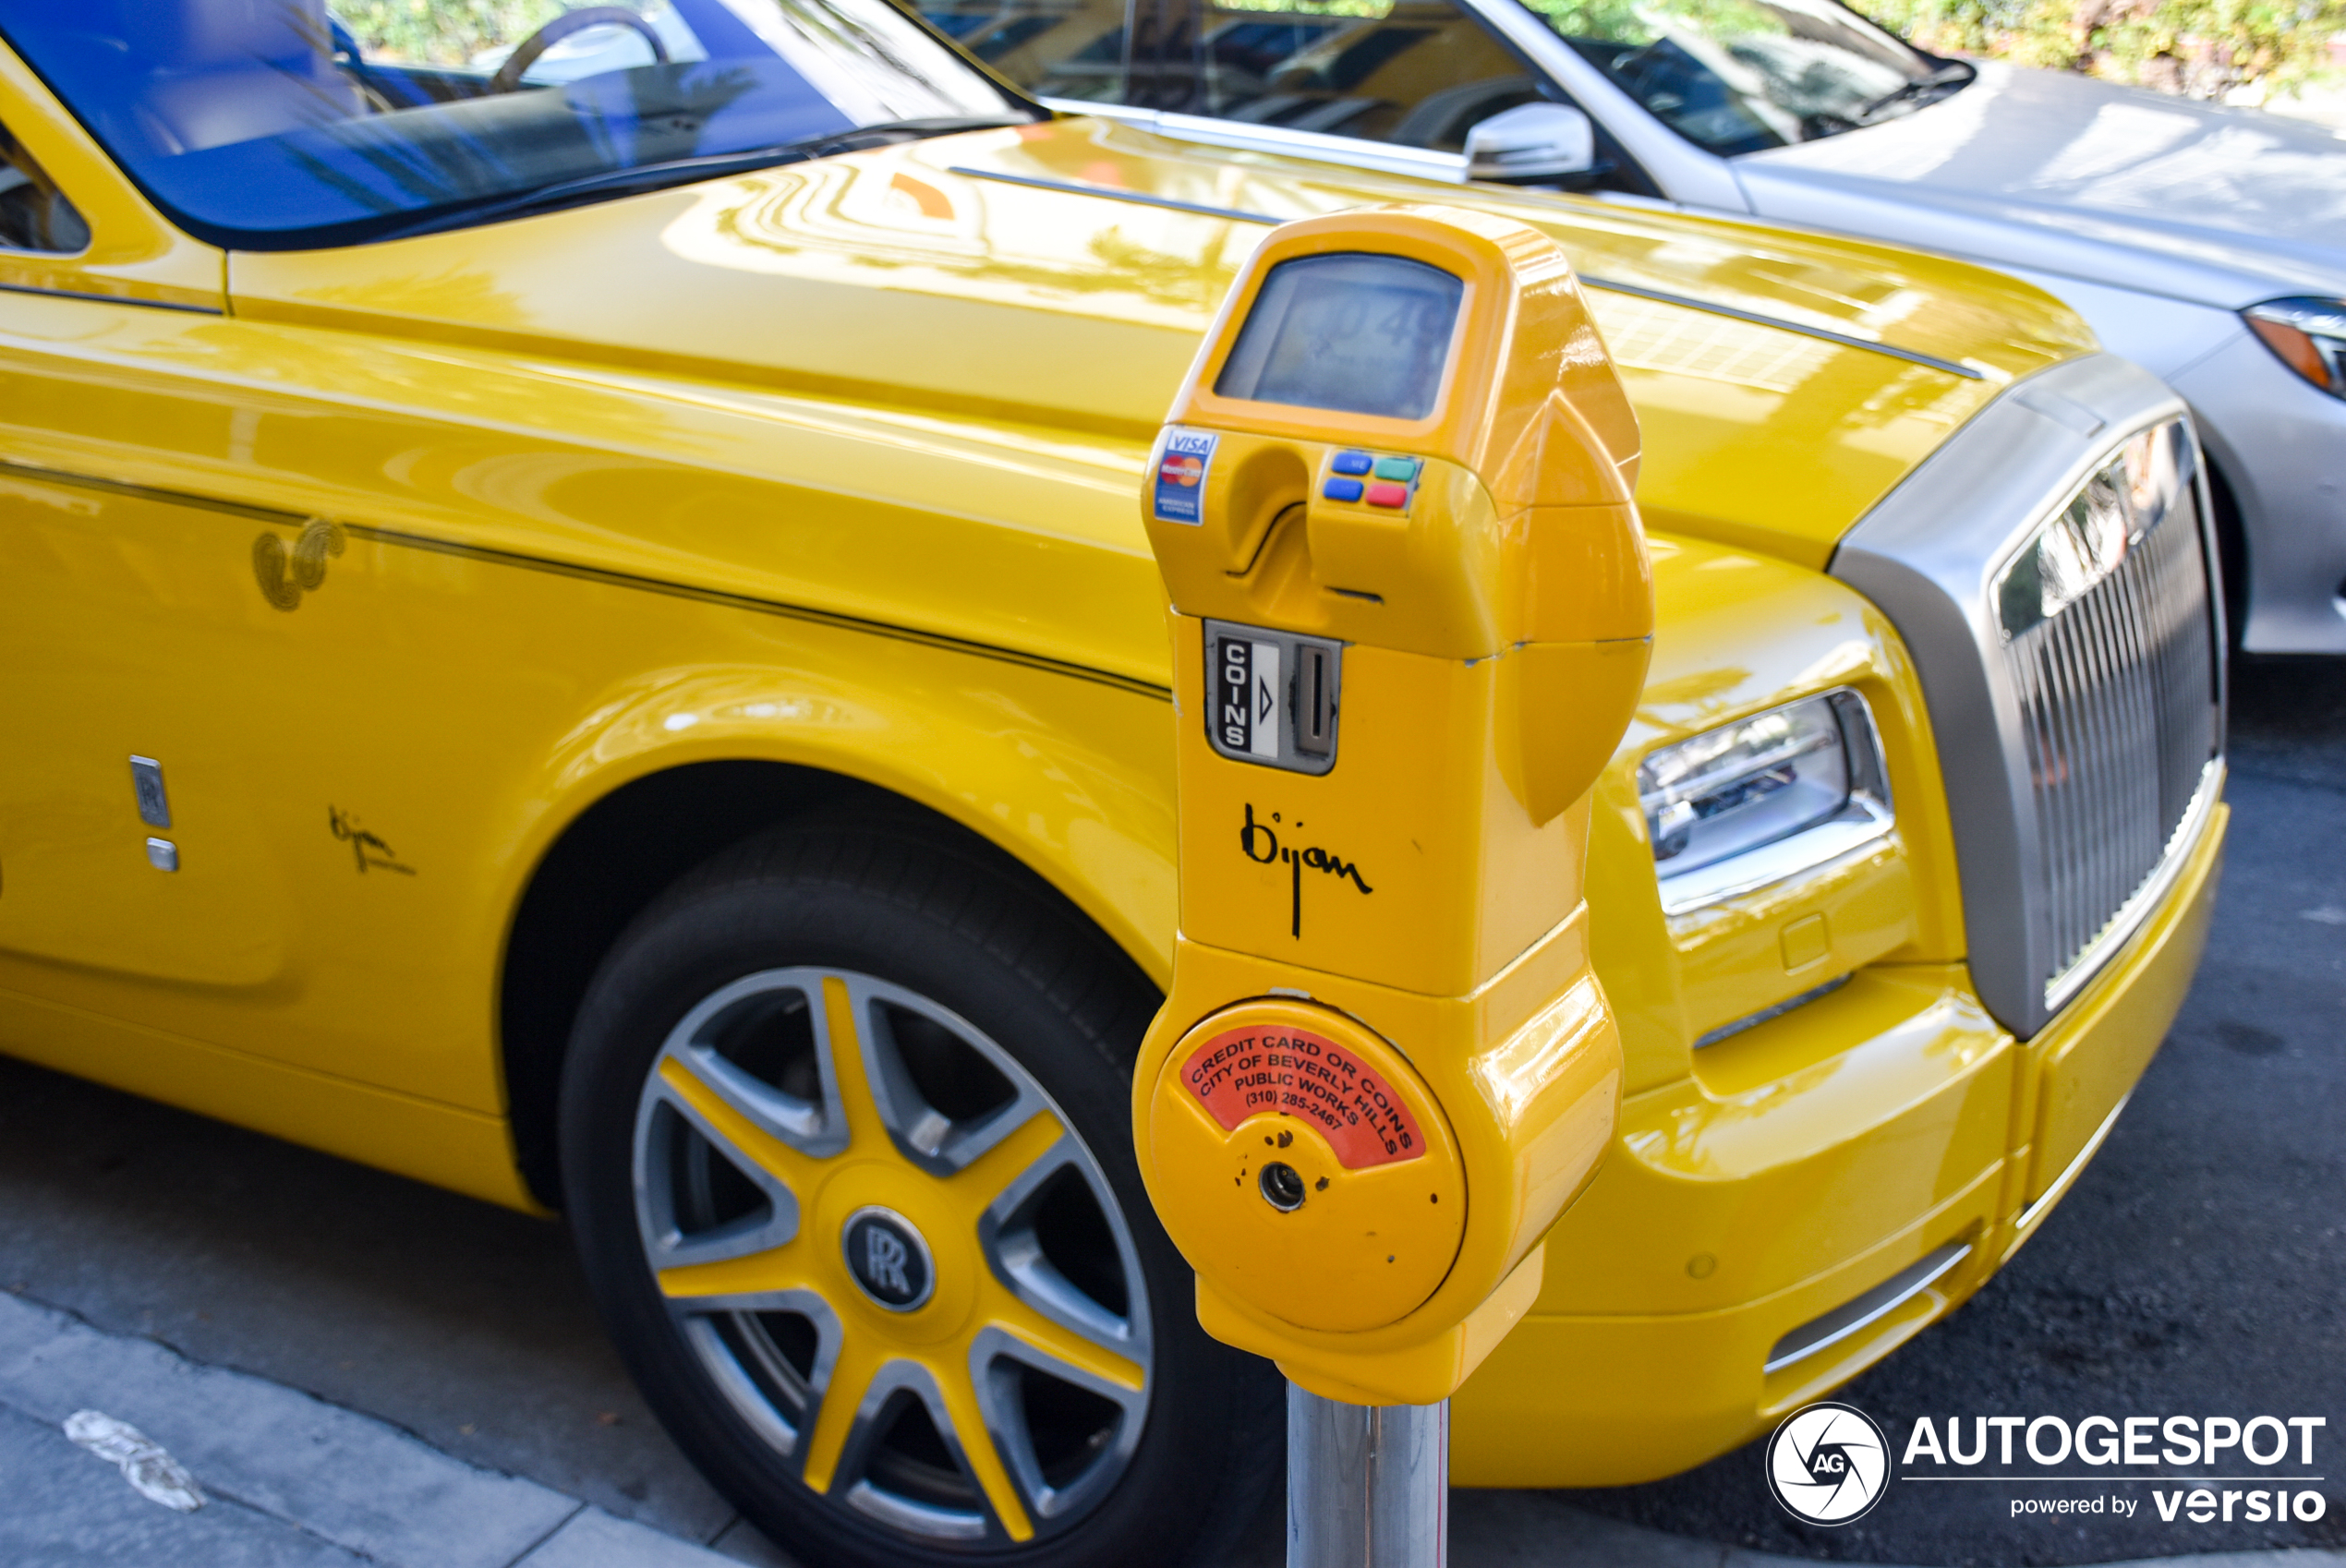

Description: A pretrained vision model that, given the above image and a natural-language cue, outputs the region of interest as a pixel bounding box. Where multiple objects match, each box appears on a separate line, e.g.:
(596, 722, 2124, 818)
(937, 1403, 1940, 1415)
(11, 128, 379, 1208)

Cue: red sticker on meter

(1179, 1025, 1425, 1168)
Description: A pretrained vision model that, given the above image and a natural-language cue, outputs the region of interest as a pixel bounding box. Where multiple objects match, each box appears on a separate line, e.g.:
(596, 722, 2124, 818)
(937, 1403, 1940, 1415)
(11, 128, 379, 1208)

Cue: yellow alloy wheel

(632, 966, 1154, 1545)
(561, 819, 1280, 1568)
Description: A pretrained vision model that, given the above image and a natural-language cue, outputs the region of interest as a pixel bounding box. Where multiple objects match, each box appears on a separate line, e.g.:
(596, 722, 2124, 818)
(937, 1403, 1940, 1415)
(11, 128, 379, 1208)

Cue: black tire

(559, 813, 1279, 1568)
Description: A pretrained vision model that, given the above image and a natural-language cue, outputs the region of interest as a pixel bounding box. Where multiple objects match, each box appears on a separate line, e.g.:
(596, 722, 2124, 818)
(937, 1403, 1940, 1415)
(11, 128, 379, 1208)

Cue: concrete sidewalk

(4, 1288, 2339, 1568)
(0, 1290, 739, 1568)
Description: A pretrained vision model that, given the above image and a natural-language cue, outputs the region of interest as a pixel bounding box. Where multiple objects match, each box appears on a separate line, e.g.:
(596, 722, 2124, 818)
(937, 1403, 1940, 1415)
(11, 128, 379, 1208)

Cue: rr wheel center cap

(840, 1206, 937, 1312)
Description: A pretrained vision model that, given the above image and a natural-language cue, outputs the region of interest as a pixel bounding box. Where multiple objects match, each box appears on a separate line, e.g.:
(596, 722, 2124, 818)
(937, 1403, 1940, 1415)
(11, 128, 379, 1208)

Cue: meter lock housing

(1132, 207, 1658, 1405)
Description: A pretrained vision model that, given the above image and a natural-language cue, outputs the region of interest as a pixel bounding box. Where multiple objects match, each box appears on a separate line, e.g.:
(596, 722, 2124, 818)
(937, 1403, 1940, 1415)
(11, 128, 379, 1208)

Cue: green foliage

(1846, 0, 2346, 98)
(332, 0, 573, 66)
(1519, 0, 1788, 45)
(1518, 0, 1663, 40)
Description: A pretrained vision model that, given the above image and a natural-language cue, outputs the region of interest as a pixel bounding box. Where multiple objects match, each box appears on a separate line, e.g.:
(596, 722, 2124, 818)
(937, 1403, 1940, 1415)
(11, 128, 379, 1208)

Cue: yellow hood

(230, 115, 2094, 581)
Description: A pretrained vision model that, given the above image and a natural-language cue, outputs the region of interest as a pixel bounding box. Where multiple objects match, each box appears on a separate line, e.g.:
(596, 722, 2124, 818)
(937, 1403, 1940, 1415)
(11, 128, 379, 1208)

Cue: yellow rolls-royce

(0, 3, 2224, 1564)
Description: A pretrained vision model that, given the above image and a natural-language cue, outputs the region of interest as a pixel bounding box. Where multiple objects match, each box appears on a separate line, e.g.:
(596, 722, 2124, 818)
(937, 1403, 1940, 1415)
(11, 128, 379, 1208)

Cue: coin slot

(1294, 644, 1336, 758)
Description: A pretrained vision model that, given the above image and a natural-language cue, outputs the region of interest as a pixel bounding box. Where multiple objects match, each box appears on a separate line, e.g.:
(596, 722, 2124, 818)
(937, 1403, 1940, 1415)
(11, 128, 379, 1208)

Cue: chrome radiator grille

(1994, 419, 2222, 1009)
(1830, 359, 2225, 1040)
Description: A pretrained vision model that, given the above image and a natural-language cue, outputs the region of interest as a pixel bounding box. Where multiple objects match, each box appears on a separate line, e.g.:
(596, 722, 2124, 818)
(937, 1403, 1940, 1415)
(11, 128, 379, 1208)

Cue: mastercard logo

(1160, 453, 1204, 488)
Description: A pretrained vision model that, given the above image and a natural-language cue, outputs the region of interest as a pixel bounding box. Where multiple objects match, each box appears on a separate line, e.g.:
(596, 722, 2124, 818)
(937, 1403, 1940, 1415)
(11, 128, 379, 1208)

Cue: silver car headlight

(1639, 689, 1893, 914)
(2244, 297, 2346, 399)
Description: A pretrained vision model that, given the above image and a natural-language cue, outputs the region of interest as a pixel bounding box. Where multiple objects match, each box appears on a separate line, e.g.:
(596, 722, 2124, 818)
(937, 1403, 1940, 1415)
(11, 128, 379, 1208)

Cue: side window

(1180, 0, 1542, 153)
(913, 0, 1141, 104)
(0, 123, 89, 254)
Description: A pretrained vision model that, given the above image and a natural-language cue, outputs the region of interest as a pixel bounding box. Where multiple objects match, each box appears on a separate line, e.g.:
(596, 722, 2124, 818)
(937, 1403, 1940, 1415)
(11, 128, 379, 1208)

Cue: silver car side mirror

(1463, 102, 1597, 184)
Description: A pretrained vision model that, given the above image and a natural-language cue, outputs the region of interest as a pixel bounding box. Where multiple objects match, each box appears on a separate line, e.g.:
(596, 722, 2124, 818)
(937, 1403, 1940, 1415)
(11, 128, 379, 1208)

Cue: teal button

(1371, 456, 1420, 483)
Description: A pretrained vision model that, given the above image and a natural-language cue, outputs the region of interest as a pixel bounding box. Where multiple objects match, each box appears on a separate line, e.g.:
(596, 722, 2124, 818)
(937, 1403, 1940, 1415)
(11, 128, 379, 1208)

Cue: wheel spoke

(797, 1332, 884, 1498)
(797, 1335, 1037, 1542)
(979, 1284, 1145, 1393)
(840, 975, 1051, 1176)
(635, 969, 876, 1272)
(818, 973, 895, 1152)
(655, 1238, 818, 1303)
(654, 1047, 828, 1185)
(636, 1054, 810, 1271)
(956, 1105, 1070, 1211)
(666, 970, 855, 1158)
(975, 1131, 1153, 1369)
(930, 1348, 1039, 1541)
(675, 1290, 841, 1464)
(964, 1322, 1148, 1526)
(958, 1123, 1152, 1530)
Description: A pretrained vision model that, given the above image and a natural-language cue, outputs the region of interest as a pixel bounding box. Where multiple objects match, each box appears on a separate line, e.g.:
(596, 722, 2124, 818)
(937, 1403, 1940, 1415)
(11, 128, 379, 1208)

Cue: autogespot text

(1898, 1415, 2329, 1524)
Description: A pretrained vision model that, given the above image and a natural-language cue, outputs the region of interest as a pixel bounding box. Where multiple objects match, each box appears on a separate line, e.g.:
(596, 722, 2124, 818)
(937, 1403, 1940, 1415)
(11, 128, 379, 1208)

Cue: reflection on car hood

(1737, 62, 2346, 304)
(231, 115, 2093, 571)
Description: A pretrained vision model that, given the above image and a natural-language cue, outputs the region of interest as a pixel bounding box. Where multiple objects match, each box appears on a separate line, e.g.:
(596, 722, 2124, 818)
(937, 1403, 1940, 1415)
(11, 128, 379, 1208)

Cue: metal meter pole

(1288, 1387, 1447, 1568)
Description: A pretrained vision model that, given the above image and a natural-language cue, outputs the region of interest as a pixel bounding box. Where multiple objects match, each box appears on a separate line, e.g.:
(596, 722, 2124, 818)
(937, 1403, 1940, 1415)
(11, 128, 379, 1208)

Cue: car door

(0, 61, 488, 1120)
(0, 97, 311, 1000)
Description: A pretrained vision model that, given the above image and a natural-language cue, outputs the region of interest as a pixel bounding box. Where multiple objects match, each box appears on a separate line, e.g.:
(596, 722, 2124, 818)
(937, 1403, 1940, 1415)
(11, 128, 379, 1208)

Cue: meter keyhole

(1259, 1162, 1307, 1212)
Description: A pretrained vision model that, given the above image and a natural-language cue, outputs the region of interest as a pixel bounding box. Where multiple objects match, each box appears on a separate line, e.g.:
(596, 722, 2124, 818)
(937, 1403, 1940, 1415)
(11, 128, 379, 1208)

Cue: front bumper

(1449, 797, 2227, 1488)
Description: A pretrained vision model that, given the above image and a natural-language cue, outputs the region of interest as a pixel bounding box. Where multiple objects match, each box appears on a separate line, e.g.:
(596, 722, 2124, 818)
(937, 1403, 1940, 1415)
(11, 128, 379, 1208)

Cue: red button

(1365, 481, 1409, 509)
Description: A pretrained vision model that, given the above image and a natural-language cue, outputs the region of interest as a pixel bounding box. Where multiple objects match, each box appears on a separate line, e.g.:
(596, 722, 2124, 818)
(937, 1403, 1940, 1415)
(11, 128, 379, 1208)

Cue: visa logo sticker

(1215, 634, 1280, 760)
(1154, 428, 1217, 525)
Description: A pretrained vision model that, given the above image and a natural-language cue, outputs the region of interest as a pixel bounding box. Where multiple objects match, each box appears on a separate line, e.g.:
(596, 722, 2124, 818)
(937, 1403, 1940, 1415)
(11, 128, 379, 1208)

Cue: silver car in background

(910, 0, 2346, 651)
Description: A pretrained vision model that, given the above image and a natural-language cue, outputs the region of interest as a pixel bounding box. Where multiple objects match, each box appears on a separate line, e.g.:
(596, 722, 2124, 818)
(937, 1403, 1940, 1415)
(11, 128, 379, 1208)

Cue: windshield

(1513, 0, 1964, 155)
(0, 0, 1035, 249)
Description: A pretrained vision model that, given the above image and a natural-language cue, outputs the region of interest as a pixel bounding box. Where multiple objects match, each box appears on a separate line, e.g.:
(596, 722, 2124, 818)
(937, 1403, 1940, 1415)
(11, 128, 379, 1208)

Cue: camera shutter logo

(1766, 1402, 1891, 1525)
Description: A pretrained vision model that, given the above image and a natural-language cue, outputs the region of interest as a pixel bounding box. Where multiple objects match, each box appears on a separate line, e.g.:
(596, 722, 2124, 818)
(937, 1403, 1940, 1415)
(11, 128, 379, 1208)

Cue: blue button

(1323, 477, 1364, 502)
(1331, 452, 1373, 476)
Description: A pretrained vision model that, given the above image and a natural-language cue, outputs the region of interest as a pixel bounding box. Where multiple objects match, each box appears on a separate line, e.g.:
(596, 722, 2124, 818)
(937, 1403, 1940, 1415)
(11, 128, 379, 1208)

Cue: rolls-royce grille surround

(1829, 355, 2225, 1041)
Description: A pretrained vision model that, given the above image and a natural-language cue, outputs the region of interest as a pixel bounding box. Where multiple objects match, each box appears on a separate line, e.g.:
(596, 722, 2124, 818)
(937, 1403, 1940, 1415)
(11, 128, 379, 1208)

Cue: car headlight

(2244, 298, 2346, 399)
(1639, 689, 1893, 913)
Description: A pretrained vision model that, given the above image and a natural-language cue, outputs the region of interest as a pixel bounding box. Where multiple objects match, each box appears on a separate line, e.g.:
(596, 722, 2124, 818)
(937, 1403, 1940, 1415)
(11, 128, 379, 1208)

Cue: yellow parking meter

(1132, 205, 1653, 1410)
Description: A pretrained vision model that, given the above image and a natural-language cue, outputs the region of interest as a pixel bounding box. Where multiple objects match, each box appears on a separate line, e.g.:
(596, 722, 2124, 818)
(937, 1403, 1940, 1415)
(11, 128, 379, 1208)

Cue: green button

(1372, 456, 1420, 482)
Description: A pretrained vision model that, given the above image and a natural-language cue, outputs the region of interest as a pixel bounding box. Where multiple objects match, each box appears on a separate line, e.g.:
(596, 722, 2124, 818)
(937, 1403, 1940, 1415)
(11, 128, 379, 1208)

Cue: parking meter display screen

(1215, 254, 1463, 420)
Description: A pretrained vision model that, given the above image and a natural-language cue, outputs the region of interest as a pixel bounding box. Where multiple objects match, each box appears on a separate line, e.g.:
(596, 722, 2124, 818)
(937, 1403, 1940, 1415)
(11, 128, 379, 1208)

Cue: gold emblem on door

(253, 519, 345, 610)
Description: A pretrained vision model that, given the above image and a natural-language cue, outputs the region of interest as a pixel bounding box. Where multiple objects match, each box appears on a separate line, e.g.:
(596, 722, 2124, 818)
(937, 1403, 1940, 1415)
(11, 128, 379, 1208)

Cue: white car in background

(891, 0, 2346, 652)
